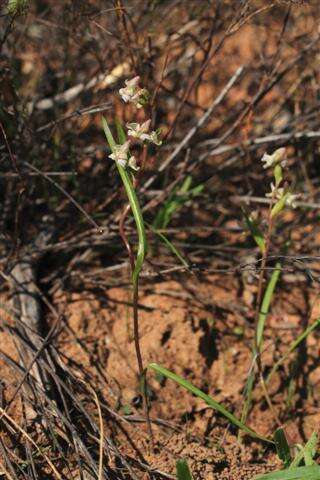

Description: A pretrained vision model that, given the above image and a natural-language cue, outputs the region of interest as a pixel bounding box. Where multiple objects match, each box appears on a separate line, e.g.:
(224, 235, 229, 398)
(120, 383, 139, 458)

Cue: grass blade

(256, 262, 281, 349)
(148, 224, 189, 269)
(290, 432, 318, 469)
(176, 459, 193, 480)
(243, 208, 266, 254)
(101, 116, 116, 151)
(115, 118, 127, 144)
(254, 465, 320, 480)
(239, 360, 256, 432)
(148, 363, 272, 443)
(274, 427, 292, 468)
(303, 432, 318, 467)
(153, 175, 204, 229)
(266, 318, 320, 385)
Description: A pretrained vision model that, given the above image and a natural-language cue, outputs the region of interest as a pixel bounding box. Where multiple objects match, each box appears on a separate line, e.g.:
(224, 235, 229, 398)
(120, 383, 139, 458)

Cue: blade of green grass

(256, 261, 282, 349)
(153, 175, 204, 229)
(290, 432, 318, 469)
(239, 359, 256, 433)
(243, 208, 266, 254)
(176, 459, 193, 480)
(303, 432, 318, 467)
(254, 465, 320, 480)
(115, 118, 127, 144)
(148, 363, 272, 443)
(148, 224, 189, 269)
(266, 318, 320, 385)
(241, 262, 281, 429)
(102, 116, 116, 150)
(274, 427, 292, 468)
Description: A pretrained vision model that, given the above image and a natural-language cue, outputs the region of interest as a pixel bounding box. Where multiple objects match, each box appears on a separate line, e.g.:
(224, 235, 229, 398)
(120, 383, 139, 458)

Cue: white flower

(266, 183, 300, 209)
(119, 76, 149, 108)
(266, 182, 284, 200)
(261, 148, 287, 169)
(285, 193, 300, 209)
(128, 156, 139, 171)
(119, 77, 140, 103)
(148, 130, 162, 146)
(127, 120, 162, 145)
(127, 120, 151, 140)
(109, 141, 130, 167)
(108, 141, 140, 171)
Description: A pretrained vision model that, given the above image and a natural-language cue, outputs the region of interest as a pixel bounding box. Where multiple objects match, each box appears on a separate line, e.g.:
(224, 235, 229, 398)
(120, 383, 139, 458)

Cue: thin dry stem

(0, 407, 63, 479)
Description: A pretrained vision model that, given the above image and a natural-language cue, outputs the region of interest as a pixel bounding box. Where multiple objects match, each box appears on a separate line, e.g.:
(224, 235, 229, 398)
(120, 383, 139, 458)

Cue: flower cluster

(266, 182, 300, 209)
(119, 76, 149, 109)
(261, 147, 287, 169)
(261, 147, 300, 212)
(127, 120, 162, 146)
(109, 76, 162, 171)
(109, 141, 139, 171)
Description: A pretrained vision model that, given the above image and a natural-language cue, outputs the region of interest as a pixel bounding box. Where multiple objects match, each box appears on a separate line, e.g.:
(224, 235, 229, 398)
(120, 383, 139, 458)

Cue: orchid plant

(241, 146, 300, 428)
(102, 76, 162, 445)
(145, 146, 302, 455)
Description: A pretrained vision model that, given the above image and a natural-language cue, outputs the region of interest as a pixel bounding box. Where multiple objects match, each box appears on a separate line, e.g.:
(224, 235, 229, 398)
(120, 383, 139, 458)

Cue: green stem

(116, 165, 147, 284)
(102, 117, 152, 444)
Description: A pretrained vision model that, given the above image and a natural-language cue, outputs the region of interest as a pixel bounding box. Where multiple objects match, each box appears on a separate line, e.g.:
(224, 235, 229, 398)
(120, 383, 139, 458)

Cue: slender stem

(133, 281, 144, 374)
(241, 193, 276, 429)
(119, 203, 135, 272)
(254, 215, 274, 355)
(118, 170, 153, 444)
(253, 201, 283, 428)
(102, 117, 153, 445)
(133, 280, 154, 445)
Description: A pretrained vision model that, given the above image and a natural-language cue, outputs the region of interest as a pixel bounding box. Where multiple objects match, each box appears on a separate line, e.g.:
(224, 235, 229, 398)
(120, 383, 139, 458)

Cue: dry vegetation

(0, 1, 320, 479)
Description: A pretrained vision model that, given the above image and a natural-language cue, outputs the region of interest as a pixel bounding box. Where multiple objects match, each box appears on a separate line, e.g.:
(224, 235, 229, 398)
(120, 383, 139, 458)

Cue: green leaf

(254, 465, 320, 480)
(274, 428, 292, 468)
(148, 224, 189, 269)
(303, 432, 318, 467)
(191, 184, 204, 196)
(271, 192, 289, 218)
(102, 116, 116, 151)
(122, 404, 132, 415)
(180, 176, 192, 193)
(148, 363, 272, 443)
(176, 459, 193, 480)
(291, 432, 318, 469)
(115, 118, 127, 145)
(256, 262, 281, 349)
(266, 318, 320, 385)
(102, 116, 147, 285)
(274, 164, 283, 187)
(243, 209, 266, 253)
(153, 175, 204, 229)
(7, 0, 28, 14)
(240, 363, 256, 430)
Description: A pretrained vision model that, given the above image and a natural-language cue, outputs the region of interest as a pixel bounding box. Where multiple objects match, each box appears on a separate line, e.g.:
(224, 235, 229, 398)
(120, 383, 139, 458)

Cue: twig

(143, 66, 244, 191)
(158, 66, 244, 174)
(0, 407, 63, 479)
(28, 63, 130, 112)
(204, 34, 320, 158)
(230, 195, 320, 210)
(87, 385, 105, 480)
(36, 103, 111, 133)
(195, 130, 320, 170)
(23, 161, 102, 231)
(0, 171, 77, 178)
(0, 121, 22, 179)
